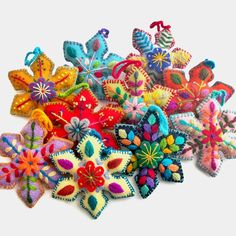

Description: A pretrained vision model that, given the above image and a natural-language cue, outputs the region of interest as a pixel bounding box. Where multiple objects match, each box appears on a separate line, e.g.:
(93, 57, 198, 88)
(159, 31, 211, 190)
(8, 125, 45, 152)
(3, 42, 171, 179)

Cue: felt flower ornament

(130, 20, 191, 86)
(103, 60, 175, 124)
(63, 28, 123, 100)
(0, 119, 73, 207)
(170, 92, 236, 176)
(9, 47, 78, 117)
(50, 131, 134, 219)
(164, 60, 234, 115)
(44, 88, 124, 149)
(115, 105, 187, 198)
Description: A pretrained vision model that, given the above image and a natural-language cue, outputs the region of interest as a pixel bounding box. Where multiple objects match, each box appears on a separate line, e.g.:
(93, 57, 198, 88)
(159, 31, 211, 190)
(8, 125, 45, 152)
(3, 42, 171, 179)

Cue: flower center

(154, 53, 165, 62)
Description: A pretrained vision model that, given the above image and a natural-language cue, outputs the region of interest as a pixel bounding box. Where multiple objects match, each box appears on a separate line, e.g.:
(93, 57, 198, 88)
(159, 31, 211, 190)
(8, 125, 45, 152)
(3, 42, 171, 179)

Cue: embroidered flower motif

(170, 93, 236, 176)
(163, 60, 234, 115)
(103, 60, 175, 124)
(44, 88, 124, 148)
(64, 117, 90, 142)
(123, 97, 147, 122)
(146, 48, 171, 73)
(77, 161, 105, 192)
(0, 120, 73, 207)
(8, 48, 78, 117)
(64, 29, 123, 99)
(50, 131, 134, 219)
(116, 105, 187, 198)
(131, 21, 191, 85)
(29, 78, 56, 104)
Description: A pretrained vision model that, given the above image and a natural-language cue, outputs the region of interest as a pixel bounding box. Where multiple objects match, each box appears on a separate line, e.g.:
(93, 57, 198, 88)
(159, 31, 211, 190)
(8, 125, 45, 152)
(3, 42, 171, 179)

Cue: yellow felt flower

(9, 49, 78, 117)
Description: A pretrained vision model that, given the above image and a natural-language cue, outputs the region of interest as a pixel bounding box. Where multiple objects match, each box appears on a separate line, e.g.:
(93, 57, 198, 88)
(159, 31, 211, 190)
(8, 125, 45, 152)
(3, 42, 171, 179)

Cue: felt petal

(0, 163, 19, 189)
(104, 175, 134, 199)
(50, 66, 77, 91)
(80, 191, 108, 219)
(0, 133, 22, 158)
(115, 124, 141, 151)
(99, 131, 120, 149)
(51, 149, 80, 175)
(103, 149, 132, 174)
(220, 133, 236, 159)
(10, 93, 37, 117)
(197, 146, 222, 176)
(20, 120, 46, 149)
(170, 48, 191, 69)
(8, 69, 34, 91)
(143, 84, 175, 109)
(220, 110, 236, 133)
(103, 53, 123, 66)
(158, 158, 184, 182)
(77, 134, 103, 162)
(102, 79, 130, 105)
(46, 126, 68, 141)
(211, 81, 234, 102)
(39, 164, 60, 189)
(17, 176, 44, 208)
(52, 177, 79, 201)
(30, 53, 54, 79)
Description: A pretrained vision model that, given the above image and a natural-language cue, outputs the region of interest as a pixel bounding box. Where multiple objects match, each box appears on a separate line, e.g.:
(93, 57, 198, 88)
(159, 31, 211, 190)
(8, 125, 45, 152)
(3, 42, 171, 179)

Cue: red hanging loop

(112, 60, 142, 79)
(150, 21, 171, 32)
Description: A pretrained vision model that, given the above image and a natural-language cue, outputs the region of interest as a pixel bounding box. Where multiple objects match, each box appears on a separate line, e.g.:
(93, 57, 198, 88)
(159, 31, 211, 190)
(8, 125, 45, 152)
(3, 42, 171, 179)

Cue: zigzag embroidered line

(133, 31, 154, 54)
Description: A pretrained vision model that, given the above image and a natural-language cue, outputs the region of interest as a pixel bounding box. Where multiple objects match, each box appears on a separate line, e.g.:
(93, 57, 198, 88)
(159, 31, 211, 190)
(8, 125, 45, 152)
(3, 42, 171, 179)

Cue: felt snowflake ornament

(0, 119, 73, 207)
(130, 20, 191, 86)
(115, 105, 187, 198)
(103, 60, 175, 124)
(63, 28, 123, 100)
(44, 87, 124, 149)
(50, 131, 134, 219)
(9, 47, 78, 117)
(163, 59, 234, 115)
(170, 92, 236, 176)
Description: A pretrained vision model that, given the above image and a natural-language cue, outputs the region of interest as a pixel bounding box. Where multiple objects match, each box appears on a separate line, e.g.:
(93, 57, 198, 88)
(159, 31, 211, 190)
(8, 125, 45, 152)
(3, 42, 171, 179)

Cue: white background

(0, 0, 236, 235)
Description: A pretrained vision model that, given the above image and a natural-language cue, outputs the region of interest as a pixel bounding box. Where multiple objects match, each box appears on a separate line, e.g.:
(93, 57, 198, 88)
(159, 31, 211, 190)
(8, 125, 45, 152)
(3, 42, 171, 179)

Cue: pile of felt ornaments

(1, 21, 236, 219)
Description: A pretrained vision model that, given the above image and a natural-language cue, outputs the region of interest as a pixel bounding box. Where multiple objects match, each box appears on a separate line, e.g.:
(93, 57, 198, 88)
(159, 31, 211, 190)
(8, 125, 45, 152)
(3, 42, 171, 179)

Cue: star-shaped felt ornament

(115, 105, 187, 198)
(170, 92, 236, 176)
(103, 60, 175, 124)
(44, 88, 124, 149)
(63, 28, 123, 100)
(0, 119, 73, 207)
(50, 130, 134, 219)
(163, 59, 234, 115)
(8, 47, 78, 117)
(130, 20, 191, 86)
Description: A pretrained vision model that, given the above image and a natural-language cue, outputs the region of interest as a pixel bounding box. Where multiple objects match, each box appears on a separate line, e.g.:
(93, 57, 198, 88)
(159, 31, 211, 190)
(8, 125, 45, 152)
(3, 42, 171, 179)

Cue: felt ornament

(0, 119, 73, 207)
(103, 60, 175, 124)
(129, 20, 191, 86)
(63, 28, 123, 100)
(43, 88, 124, 149)
(9, 47, 78, 117)
(115, 105, 187, 198)
(164, 60, 234, 115)
(51, 130, 134, 219)
(170, 91, 236, 176)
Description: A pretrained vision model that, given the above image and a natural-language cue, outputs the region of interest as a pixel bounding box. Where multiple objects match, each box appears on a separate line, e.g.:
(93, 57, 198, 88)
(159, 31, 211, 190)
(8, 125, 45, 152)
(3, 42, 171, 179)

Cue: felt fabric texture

(130, 21, 191, 86)
(103, 60, 175, 124)
(170, 93, 236, 176)
(63, 30, 123, 100)
(164, 60, 235, 115)
(115, 105, 187, 198)
(0, 119, 73, 207)
(44, 88, 124, 149)
(9, 49, 78, 117)
(50, 131, 134, 219)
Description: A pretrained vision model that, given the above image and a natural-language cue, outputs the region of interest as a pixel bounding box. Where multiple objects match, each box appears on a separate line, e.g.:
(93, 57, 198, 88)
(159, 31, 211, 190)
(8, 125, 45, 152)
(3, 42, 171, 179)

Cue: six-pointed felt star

(63, 29, 123, 100)
(44, 88, 124, 149)
(115, 105, 187, 198)
(0, 119, 73, 207)
(163, 59, 234, 115)
(8, 48, 78, 117)
(50, 131, 134, 219)
(103, 60, 175, 124)
(130, 20, 191, 86)
(170, 93, 236, 176)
